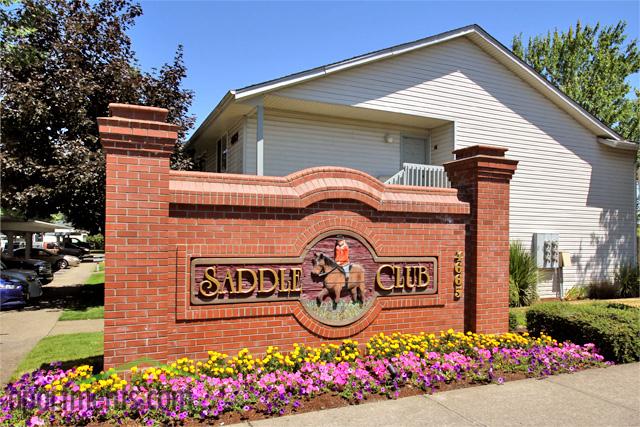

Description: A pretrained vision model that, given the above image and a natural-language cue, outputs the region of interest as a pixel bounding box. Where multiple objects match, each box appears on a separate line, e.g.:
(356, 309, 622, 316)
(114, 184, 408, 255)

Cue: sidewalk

(236, 363, 640, 427)
(46, 262, 98, 288)
(0, 263, 101, 384)
(0, 309, 61, 384)
(48, 318, 103, 335)
(0, 314, 103, 384)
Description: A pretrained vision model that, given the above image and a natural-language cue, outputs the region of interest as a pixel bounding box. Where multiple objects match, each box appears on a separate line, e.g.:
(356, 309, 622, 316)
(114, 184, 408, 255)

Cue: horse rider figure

(335, 236, 351, 281)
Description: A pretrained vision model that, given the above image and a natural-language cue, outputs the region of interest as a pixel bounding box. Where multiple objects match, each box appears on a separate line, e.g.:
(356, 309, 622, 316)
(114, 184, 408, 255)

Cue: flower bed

(1, 331, 609, 426)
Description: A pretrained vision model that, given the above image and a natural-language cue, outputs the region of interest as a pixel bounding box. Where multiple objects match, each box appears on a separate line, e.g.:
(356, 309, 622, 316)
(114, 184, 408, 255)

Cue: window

(194, 151, 207, 171)
(216, 135, 228, 173)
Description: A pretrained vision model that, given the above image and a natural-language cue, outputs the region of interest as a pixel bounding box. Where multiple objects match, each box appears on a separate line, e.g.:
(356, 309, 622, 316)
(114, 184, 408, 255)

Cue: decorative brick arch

(98, 104, 517, 368)
(293, 223, 379, 256)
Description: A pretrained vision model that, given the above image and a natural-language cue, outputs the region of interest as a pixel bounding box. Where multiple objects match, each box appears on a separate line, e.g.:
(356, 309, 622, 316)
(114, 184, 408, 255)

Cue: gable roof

(190, 24, 631, 147)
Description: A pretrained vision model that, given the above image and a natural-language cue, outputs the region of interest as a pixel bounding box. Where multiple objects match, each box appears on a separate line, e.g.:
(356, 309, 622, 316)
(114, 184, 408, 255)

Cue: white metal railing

(385, 163, 451, 188)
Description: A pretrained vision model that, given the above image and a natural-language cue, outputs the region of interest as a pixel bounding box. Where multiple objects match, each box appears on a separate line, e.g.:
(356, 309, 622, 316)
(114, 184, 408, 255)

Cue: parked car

(63, 254, 81, 267)
(59, 241, 90, 258)
(0, 261, 43, 301)
(0, 255, 54, 285)
(0, 277, 26, 309)
(10, 248, 66, 271)
(64, 237, 92, 250)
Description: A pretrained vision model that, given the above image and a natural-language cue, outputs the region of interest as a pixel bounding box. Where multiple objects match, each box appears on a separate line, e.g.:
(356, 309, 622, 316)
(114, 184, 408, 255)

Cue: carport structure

(0, 216, 72, 258)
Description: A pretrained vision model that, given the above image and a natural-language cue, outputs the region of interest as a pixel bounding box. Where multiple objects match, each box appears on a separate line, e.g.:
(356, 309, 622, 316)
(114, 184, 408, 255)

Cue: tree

(512, 21, 640, 142)
(1, 0, 194, 233)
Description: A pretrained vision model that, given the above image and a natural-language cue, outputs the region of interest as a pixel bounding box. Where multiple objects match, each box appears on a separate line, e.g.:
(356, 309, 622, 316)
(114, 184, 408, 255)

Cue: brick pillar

(444, 145, 518, 334)
(98, 103, 176, 368)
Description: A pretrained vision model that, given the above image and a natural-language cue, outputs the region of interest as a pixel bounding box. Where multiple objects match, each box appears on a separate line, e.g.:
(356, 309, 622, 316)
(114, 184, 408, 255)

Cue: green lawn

(57, 263, 105, 319)
(14, 332, 104, 378)
(59, 305, 104, 321)
(83, 261, 105, 285)
(85, 270, 104, 285)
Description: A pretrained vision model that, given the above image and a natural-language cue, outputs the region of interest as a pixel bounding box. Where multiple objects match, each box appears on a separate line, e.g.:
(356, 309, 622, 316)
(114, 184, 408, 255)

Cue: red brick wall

(98, 104, 177, 366)
(98, 104, 517, 368)
(445, 146, 518, 333)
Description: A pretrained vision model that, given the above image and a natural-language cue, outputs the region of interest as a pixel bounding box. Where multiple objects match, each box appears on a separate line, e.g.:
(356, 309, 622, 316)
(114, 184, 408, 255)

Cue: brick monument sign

(98, 104, 517, 368)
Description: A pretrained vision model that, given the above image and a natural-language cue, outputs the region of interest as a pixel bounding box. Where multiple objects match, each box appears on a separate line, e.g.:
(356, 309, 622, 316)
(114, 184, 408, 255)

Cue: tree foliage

(1, 0, 194, 233)
(512, 21, 640, 142)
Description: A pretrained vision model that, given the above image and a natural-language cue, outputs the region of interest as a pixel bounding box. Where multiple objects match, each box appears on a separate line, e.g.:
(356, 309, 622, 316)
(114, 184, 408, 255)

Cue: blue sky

(129, 1, 639, 136)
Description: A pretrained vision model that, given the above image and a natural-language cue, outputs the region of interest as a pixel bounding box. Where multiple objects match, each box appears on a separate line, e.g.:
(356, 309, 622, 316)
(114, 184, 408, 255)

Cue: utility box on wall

(533, 233, 560, 269)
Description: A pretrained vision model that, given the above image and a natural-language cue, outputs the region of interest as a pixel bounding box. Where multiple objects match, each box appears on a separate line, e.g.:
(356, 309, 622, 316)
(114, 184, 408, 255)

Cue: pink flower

(27, 415, 45, 426)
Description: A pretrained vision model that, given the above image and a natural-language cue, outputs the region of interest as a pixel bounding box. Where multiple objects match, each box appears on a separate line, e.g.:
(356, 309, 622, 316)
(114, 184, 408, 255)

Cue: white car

(62, 255, 81, 268)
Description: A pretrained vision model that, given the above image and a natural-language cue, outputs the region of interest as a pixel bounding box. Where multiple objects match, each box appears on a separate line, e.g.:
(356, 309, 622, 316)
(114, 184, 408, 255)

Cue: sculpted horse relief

(311, 252, 366, 307)
(304, 235, 373, 325)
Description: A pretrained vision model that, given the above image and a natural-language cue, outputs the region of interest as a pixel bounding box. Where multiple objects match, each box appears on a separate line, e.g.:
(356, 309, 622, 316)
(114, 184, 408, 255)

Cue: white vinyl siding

(226, 122, 243, 174)
(429, 122, 455, 166)
(244, 110, 427, 179)
(272, 36, 636, 295)
(203, 144, 216, 172)
(244, 115, 256, 174)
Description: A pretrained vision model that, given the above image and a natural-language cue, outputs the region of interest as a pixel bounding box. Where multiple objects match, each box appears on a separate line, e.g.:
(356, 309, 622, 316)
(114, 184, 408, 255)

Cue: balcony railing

(385, 163, 451, 188)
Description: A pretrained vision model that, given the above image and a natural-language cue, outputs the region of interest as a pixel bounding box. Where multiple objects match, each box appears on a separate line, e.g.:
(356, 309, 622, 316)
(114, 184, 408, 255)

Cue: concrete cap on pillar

(453, 145, 508, 159)
(98, 103, 178, 157)
(109, 103, 169, 123)
(444, 144, 518, 185)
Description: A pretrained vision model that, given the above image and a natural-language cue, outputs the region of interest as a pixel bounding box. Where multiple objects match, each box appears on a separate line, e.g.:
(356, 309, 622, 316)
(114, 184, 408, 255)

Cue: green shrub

(587, 281, 620, 299)
(615, 263, 639, 298)
(86, 233, 104, 250)
(509, 241, 538, 307)
(526, 302, 640, 363)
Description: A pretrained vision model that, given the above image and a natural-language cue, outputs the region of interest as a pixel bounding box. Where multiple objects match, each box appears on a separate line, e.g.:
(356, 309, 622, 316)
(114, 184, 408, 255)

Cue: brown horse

(311, 252, 366, 307)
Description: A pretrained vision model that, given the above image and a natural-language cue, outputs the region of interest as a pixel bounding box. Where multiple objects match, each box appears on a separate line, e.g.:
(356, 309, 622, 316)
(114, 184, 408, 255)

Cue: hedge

(526, 302, 640, 364)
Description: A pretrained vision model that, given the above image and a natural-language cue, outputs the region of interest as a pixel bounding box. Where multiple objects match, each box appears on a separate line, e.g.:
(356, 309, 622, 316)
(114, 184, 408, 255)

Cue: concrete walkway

(48, 318, 103, 336)
(238, 363, 640, 427)
(0, 314, 103, 384)
(0, 262, 102, 384)
(47, 262, 98, 287)
(0, 308, 62, 384)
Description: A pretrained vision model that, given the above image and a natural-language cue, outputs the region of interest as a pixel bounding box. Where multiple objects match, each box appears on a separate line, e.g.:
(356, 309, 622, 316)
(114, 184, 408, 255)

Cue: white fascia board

(235, 70, 326, 100)
(597, 137, 639, 151)
(186, 91, 236, 149)
(388, 28, 476, 56)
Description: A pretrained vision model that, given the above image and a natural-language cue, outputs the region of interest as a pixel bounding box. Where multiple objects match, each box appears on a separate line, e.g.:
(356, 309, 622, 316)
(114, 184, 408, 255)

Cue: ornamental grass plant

(0, 331, 609, 426)
(509, 241, 538, 307)
(615, 263, 639, 298)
